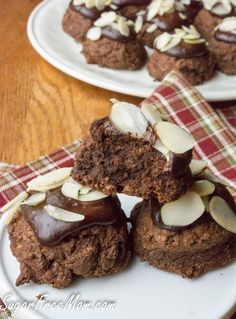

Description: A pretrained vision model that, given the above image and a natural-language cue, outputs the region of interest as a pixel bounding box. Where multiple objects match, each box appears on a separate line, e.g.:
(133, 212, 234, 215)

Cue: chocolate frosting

(71, 1, 102, 20)
(112, 0, 150, 6)
(164, 41, 208, 58)
(21, 189, 124, 246)
(150, 181, 236, 232)
(90, 117, 191, 176)
(102, 25, 136, 42)
(185, 0, 202, 19)
(214, 30, 236, 44)
(150, 11, 187, 32)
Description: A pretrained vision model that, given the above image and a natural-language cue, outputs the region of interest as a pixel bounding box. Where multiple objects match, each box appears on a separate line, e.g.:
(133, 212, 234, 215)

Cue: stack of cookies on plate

(4, 98, 236, 288)
(62, 0, 236, 84)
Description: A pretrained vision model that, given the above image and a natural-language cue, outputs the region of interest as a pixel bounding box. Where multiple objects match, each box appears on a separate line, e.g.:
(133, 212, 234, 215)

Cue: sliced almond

(217, 17, 236, 33)
(94, 11, 117, 27)
(27, 167, 72, 192)
(202, 195, 210, 212)
(1, 191, 28, 213)
(86, 27, 102, 41)
(61, 179, 83, 200)
(109, 101, 148, 137)
(73, 0, 84, 5)
(110, 98, 120, 104)
(78, 190, 108, 202)
(45, 205, 85, 223)
(135, 15, 143, 33)
(95, 0, 105, 9)
(146, 23, 158, 33)
(118, 19, 130, 37)
(79, 186, 92, 194)
(209, 196, 236, 233)
(153, 139, 170, 160)
(211, 2, 232, 16)
(161, 191, 205, 226)
(184, 38, 206, 44)
(154, 32, 172, 50)
(5, 205, 21, 225)
(190, 180, 215, 196)
(189, 159, 208, 176)
(21, 192, 46, 206)
(154, 121, 194, 154)
(85, 0, 95, 8)
(141, 104, 163, 126)
(159, 34, 182, 52)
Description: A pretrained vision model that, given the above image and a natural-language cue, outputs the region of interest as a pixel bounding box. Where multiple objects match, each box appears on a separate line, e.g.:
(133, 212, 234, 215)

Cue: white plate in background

(27, 0, 236, 101)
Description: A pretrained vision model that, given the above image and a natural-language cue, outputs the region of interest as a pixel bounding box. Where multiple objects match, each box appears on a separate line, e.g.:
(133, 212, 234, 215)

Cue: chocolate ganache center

(21, 188, 124, 246)
(214, 29, 236, 44)
(71, 1, 102, 20)
(151, 11, 187, 32)
(102, 25, 136, 42)
(164, 41, 208, 58)
(112, 0, 150, 6)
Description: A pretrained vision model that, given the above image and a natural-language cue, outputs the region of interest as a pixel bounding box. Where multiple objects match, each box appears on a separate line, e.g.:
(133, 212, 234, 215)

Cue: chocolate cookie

(72, 100, 194, 203)
(131, 175, 236, 278)
(6, 169, 131, 288)
(82, 12, 146, 69)
(147, 26, 216, 85)
(209, 17, 236, 74)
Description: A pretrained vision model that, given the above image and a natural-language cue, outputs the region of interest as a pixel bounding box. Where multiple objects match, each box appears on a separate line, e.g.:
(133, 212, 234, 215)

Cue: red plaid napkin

(0, 71, 235, 319)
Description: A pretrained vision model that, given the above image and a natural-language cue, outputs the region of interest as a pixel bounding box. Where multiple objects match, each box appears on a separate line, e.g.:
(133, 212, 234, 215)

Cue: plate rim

(27, 0, 236, 102)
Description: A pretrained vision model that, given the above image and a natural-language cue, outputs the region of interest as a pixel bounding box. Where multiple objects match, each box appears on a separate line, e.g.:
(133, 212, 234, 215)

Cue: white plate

(0, 194, 236, 319)
(27, 0, 236, 101)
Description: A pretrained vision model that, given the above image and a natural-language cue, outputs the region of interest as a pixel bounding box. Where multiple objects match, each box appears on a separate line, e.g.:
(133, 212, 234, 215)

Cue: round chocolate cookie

(209, 17, 236, 74)
(147, 26, 216, 85)
(62, 1, 101, 42)
(82, 12, 146, 69)
(7, 183, 131, 288)
(131, 200, 236, 278)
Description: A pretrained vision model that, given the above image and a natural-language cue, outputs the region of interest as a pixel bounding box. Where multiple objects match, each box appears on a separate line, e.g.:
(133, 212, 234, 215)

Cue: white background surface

(0, 194, 236, 319)
(27, 0, 236, 101)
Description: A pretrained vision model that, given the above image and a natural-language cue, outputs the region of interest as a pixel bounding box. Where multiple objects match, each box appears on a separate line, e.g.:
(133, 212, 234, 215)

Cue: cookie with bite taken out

(72, 99, 194, 204)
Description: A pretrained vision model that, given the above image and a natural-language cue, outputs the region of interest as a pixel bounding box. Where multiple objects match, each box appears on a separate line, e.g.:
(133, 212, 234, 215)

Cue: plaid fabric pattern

(0, 71, 236, 319)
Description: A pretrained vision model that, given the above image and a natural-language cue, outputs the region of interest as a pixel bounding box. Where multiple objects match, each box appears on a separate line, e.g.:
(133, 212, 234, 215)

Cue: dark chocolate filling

(150, 10, 187, 32)
(90, 117, 191, 176)
(214, 30, 236, 44)
(184, 0, 202, 19)
(102, 25, 136, 42)
(71, 1, 102, 20)
(112, 0, 150, 6)
(21, 189, 124, 246)
(164, 40, 208, 58)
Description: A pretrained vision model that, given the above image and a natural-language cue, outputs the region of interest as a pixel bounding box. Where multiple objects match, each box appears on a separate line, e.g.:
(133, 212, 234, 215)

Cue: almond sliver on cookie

(27, 167, 72, 191)
(154, 121, 195, 154)
(209, 196, 236, 233)
(189, 159, 208, 176)
(110, 101, 148, 137)
(161, 191, 205, 226)
(45, 205, 85, 223)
